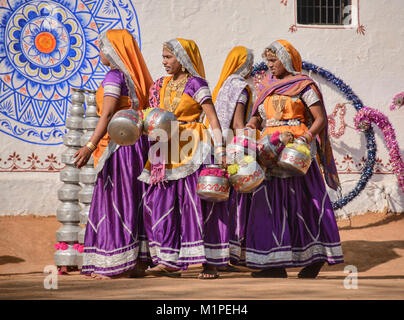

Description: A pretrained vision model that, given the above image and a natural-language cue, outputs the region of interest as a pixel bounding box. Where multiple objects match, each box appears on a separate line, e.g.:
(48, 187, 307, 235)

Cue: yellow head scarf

(100, 29, 153, 109)
(212, 46, 252, 103)
(164, 38, 206, 78)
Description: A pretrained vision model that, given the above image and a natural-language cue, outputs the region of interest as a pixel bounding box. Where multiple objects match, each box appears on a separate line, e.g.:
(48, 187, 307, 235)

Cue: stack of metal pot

(55, 88, 85, 269)
(77, 89, 99, 268)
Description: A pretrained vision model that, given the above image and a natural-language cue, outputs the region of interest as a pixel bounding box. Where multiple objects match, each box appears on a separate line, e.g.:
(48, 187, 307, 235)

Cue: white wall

(1, 0, 403, 216)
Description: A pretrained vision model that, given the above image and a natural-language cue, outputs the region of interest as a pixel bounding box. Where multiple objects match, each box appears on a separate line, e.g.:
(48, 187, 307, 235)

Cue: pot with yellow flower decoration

(277, 137, 312, 176)
(107, 109, 143, 146)
(228, 156, 265, 193)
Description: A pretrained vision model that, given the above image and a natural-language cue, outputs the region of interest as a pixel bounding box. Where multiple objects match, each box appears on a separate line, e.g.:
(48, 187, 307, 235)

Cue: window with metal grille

(297, 0, 352, 25)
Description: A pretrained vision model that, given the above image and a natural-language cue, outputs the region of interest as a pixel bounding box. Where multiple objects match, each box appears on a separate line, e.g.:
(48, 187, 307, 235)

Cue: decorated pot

(226, 135, 257, 164)
(229, 160, 265, 193)
(277, 139, 312, 176)
(257, 135, 279, 169)
(107, 109, 143, 146)
(143, 108, 177, 140)
(197, 165, 230, 202)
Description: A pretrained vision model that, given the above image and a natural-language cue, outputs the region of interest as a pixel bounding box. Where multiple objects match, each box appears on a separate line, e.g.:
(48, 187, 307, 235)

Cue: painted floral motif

(0, 0, 141, 145)
(0, 151, 64, 172)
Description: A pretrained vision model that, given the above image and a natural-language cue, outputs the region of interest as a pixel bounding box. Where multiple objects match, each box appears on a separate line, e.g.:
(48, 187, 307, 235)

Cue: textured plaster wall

(1, 0, 403, 216)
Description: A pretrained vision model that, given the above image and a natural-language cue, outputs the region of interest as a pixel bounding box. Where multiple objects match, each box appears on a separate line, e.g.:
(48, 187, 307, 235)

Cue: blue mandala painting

(0, 0, 141, 145)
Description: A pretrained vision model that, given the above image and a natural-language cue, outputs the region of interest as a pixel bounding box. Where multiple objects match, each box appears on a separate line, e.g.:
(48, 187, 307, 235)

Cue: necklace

(163, 74, 190, 112)
(271, 94, 287, 120)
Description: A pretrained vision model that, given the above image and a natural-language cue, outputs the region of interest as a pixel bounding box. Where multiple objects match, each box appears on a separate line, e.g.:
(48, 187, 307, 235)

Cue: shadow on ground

(0, 256, 25, 266)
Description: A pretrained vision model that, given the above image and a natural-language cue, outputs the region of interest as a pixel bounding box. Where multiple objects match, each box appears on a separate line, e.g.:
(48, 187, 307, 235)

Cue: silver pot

(61, 148, 79, 165)
(78, 184, 95, 204)
(54, 245, 78, 266)
(257, 135, 279, 169)
(229, 160, 265, 193)
(197, 165, 229, 202)
(79, 167, 97, 184)
(56, 223, 81, 242)
(58, 183, 81, 201)
(60, 166, 80, 183)
(83, 117, 99, 130)
(63, 130, 83, 147)
(107, 109, 143, 146)
(277, 140, 312, 176)
(143, 108, 177, 140)
(56, 202, 81, 222)
(71, 88, 85, 104)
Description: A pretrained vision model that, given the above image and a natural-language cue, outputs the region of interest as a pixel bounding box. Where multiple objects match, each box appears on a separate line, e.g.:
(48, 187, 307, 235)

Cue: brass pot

(229, 161, 265, 193)
(107, 109, 143, 146)
(197, 165, 230, 202)
(277, 140, 312, 176)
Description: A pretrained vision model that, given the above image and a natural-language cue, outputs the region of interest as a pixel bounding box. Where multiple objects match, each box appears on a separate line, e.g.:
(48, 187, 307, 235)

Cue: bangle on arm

(85, 141, 97, 152)
(302, 131, 313, 143)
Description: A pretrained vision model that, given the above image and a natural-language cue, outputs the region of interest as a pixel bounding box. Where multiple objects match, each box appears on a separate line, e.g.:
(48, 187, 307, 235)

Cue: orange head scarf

(164, 38, 206, 78)
(263, 39, 302, 75)
(99, 29, 153, 109)
(212, 46, 253, 103)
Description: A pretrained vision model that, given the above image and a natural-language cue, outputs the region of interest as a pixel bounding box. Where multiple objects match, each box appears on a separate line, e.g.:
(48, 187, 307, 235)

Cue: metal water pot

(107, 109, 143, 146)
(277, 139, 312, 176)
(229, 160, 265, 193)
(143, 108, 177, 140)
(197, 165, 230, 202)
(257, 135, 279, 169)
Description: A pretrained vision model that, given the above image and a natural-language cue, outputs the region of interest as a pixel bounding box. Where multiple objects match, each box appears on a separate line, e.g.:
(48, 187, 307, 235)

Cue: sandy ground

(1, 212, 404, 300)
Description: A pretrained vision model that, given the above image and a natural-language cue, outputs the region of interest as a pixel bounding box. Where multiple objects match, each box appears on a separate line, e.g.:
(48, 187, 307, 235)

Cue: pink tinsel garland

(354, 106, 404, 194)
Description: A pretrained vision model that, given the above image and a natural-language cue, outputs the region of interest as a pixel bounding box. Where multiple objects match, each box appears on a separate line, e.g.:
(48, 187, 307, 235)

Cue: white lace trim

(193, 86, 212, 105)
(138, 140, 211, 183)
(245, 243, 343, 266)
(149, 243, 229, 264)
(98, 31, 139, 109)
(149, 243, 206, 261)
(165, 39, 200, 78)
(103, 84, 121, 98)
(267, 41, 300, 75)
(258, 103, 267, 122)
(301, 88, 320, 107)
(234, 49, 254, 78)
(83, 246, 139, 270)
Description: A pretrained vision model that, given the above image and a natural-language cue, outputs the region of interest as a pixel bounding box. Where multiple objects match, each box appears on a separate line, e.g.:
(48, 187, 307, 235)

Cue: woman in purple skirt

(73, 29, 153, 279)
(205, 46, 255, 270)
(243, 40, 343, 278)
(138, 38, 228, 279)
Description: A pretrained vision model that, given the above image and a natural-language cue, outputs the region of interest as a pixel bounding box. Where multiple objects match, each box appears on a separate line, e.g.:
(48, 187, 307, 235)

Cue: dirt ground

(1, 212, 404, 300)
